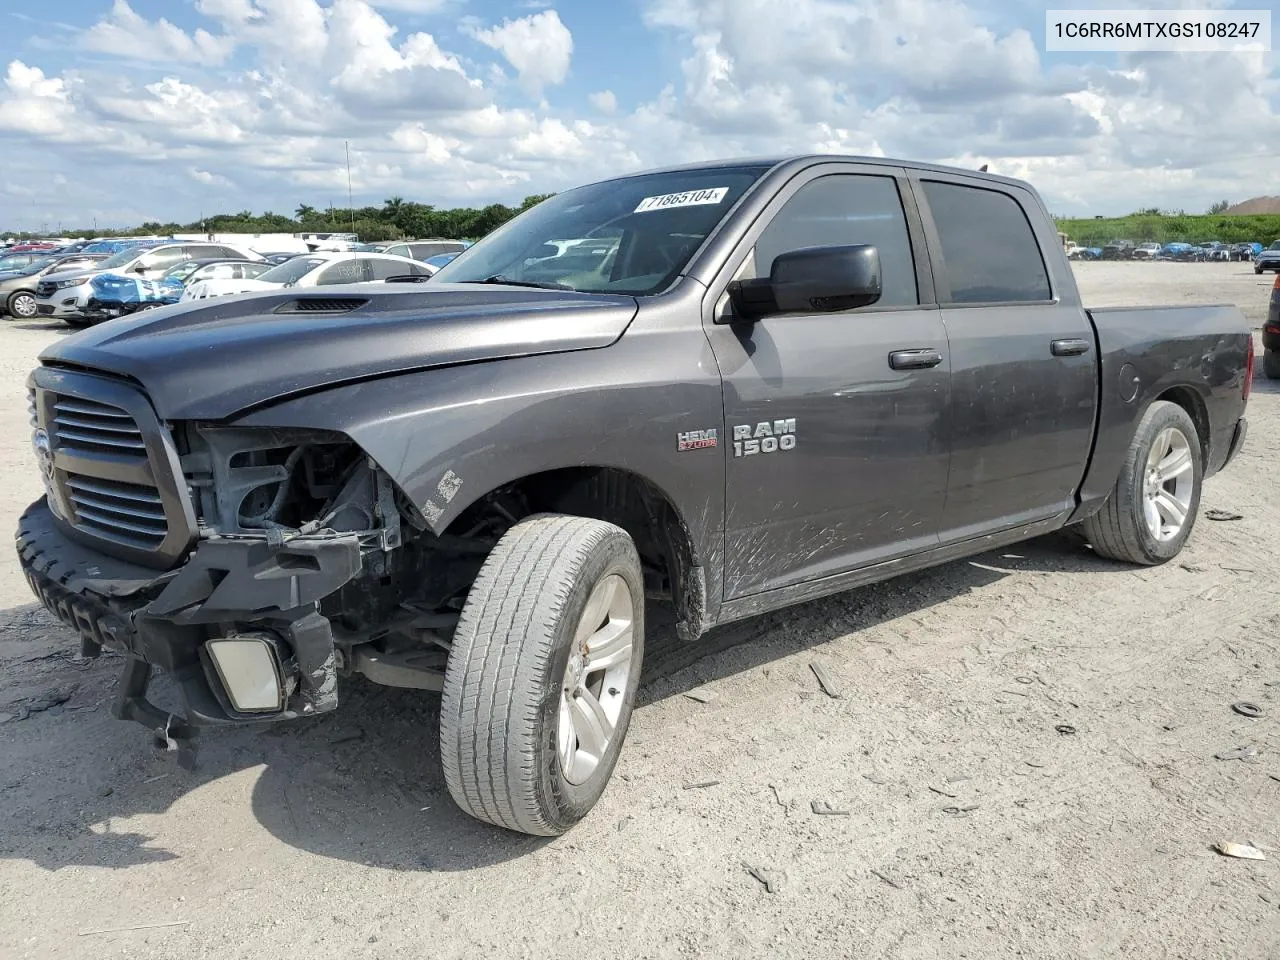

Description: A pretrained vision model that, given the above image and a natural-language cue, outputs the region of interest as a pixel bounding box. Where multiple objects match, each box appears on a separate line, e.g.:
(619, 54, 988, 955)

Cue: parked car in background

(1102, 239, 1135, 259)
(1254, 242, 1280, 274)
(181, 251, 429, 301)
(1262, 273, 1280, 378)
(7, 242, 58, 253)
(1156, 242, 1201, 262)
(382, 239, 468, 262)
(0, 252, 52, 273)
(1200, 241, 1232, 262)
(0, 253, 109, 319)
(423, 252, 461, 273)
(75, 259, 281, 325)
(1131, 243, 1161, 260)
(258, 252, 302, 265)
(35, 241, 263, 324)
(1234, 242, 1263, 262)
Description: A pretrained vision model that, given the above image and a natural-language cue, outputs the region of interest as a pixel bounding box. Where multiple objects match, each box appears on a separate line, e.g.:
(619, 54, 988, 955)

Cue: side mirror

(726, 244, 882, 322)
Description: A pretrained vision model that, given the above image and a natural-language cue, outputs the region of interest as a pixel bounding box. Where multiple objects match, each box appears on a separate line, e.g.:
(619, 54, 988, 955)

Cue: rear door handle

(1051, 338, 1090, 357)
(888, 348, 943, 370)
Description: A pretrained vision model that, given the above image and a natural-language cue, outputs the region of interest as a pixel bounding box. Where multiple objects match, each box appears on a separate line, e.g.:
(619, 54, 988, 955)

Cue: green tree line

(3, 194, 556, 242)
(1055, 211, 1280, 249)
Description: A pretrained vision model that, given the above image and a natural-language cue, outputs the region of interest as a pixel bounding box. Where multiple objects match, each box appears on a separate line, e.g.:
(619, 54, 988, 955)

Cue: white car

(1131, 243, 1162, 260)
(181, 251, 432, 301)
(35, 241, 262, 320)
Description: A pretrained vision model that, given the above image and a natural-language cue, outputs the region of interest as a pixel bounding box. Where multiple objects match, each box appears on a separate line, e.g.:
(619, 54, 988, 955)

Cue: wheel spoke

(1158, 446, 1193, 481)
(574, 576, 618, 647)
(1147, 432, 1169, 470)
(557, 693, 574, 768)
(1144, 498, 1162, 537)
(568, 688, 613, 760)
(584, 618, 632, 671)
(1154, 491, 1187, 529)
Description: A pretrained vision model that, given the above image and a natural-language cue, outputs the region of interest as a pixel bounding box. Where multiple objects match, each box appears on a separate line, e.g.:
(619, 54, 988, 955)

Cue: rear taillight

(1244, 335, 1254, 403)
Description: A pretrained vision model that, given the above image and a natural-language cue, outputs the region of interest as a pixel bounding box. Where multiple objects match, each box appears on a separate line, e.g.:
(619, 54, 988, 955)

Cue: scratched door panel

(714, 307, 950, 598)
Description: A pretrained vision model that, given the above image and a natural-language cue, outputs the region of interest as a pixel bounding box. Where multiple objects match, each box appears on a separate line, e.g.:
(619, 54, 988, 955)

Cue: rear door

(912, 175, 1098, 541)
(705, 164, 951, 598)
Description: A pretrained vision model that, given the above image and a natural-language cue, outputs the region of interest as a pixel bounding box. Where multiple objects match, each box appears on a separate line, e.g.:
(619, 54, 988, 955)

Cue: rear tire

(1264, 349, 1280, 380)
(440, 515, 644, 836)
(1082, 401, 1202, 566)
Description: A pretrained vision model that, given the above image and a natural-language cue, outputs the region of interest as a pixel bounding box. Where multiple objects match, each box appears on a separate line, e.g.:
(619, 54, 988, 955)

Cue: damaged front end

(18, 367, 493, 762)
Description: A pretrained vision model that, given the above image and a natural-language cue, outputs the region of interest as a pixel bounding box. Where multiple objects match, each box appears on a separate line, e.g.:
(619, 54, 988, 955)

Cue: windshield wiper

(460, 275, 574, 291)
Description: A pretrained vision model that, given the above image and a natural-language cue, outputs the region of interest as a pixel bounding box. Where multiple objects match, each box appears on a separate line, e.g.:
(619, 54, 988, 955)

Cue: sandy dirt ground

(1, 261, 1277, 959)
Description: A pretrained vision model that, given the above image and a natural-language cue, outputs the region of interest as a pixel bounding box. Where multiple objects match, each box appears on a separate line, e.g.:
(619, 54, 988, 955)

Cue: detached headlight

(206, 634, 286, 713)
(56, 277, 87, 289)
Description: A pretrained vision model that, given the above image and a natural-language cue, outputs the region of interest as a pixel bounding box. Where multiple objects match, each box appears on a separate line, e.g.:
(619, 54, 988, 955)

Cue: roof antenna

(978, 164, 989, 173)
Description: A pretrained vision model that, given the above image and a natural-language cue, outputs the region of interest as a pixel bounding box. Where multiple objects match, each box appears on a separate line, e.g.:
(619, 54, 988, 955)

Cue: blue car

(82, 271, 184, 323)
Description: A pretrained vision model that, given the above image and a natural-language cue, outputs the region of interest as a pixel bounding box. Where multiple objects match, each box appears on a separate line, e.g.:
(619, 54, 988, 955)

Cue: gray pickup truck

(17, 156, 1252, 836)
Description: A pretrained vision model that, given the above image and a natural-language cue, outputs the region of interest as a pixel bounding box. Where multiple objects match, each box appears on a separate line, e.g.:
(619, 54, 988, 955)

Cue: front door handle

(1051, 338, 1091, 357)
(888, 348, 944, 370)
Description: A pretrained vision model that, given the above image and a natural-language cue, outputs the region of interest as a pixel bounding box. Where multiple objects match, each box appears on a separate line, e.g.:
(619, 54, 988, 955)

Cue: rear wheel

(440, 515, 644, 836)
(1264, 349, 1280, 380)
(1082, 401, 1202, 566)
(6, 291, 37, 319)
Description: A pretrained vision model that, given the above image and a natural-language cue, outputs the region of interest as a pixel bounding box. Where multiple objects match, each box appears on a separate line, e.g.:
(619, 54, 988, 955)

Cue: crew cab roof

(606, 154, 1037, 193)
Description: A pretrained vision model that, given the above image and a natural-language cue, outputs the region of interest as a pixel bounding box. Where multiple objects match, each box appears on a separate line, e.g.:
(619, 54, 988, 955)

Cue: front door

(705, 168, 951, 599)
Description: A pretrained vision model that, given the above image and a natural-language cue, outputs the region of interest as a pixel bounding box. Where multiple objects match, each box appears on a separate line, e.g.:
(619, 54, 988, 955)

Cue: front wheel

(1082, 401, 1202, 565)
(440, 515, 644, 836)
(1263, 348, 1280, 380)
(6, 291, 37, 320)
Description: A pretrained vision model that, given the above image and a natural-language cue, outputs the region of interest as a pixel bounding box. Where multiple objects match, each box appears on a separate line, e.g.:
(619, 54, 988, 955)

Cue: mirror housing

(726, 244, 882, 322)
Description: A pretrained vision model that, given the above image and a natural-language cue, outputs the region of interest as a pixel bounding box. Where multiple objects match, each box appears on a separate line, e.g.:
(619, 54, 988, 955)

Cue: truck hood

(39, 283, 639, 419)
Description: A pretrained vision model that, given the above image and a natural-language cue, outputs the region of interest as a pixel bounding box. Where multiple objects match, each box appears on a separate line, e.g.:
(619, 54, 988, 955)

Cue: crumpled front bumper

(16, 499, 363, 743)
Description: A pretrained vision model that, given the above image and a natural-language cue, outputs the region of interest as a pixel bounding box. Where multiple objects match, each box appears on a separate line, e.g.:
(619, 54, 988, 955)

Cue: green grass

(1055, 213, 1280, 249)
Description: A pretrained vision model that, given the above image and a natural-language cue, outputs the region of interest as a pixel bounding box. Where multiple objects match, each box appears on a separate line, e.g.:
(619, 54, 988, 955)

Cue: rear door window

(920, 181, 1051, 303)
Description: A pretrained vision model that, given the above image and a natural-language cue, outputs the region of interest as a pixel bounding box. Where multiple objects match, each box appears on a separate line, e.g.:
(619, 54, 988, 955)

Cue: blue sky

(0, 0, 1275, 231)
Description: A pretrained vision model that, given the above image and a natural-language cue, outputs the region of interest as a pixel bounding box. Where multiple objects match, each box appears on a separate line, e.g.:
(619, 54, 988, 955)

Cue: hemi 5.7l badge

(733, 419, 796, 457)
(678, 429, 719, 451)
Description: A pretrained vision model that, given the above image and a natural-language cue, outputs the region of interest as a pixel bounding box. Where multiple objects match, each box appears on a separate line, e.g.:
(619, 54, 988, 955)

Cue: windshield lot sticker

(635, 188, 729, 214)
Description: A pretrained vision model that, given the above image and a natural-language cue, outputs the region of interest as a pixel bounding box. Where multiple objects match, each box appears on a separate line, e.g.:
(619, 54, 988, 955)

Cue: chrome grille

(64, 476, 167, 549)
(52, 398, 147, 455)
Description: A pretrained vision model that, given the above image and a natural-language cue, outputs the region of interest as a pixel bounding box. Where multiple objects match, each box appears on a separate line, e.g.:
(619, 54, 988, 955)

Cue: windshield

(0, 255, 32, 272)
(165, 261, 204, 283)
(432, 167, 769, 294)
(257, 256, 329, 285)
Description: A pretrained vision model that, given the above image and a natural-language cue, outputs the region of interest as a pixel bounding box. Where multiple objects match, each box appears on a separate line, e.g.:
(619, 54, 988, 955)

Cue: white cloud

(0, 61, 76, 137)
(81, 0, 236, 66)
(468, 10, 573, 96)
(588, 89, 617, 114)
(190, 168, 232, 187)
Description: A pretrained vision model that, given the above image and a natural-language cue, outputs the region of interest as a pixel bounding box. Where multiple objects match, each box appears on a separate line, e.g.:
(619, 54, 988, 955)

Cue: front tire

(6, 291, 37, 320)
(440, 515, 644, 836)
(1263, 349, 1280, 380)
(1082, 401, 1202, 565)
